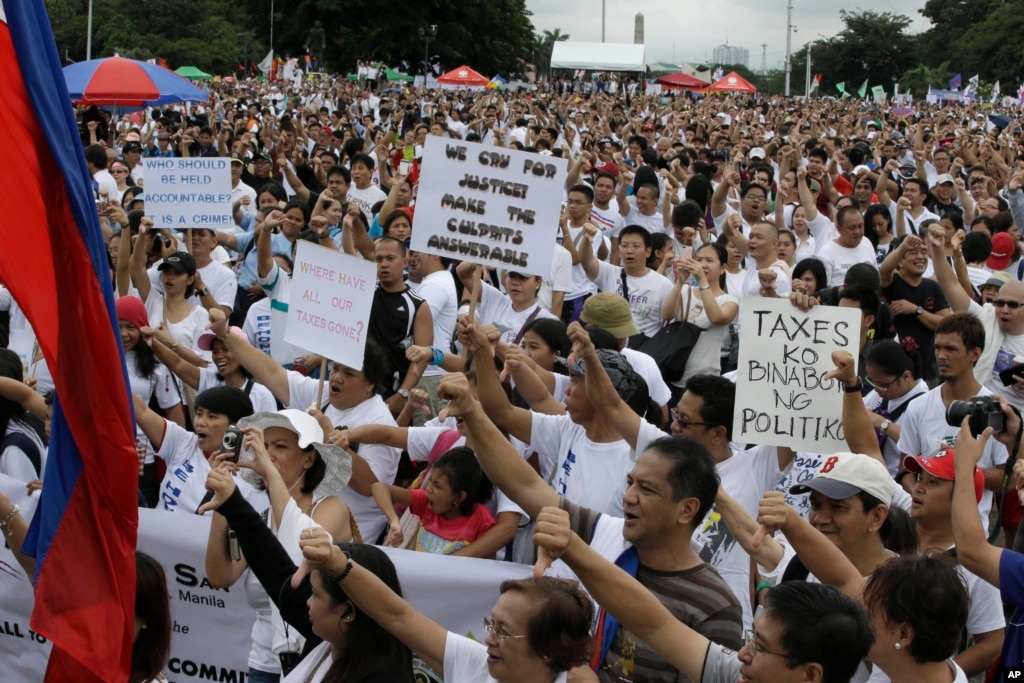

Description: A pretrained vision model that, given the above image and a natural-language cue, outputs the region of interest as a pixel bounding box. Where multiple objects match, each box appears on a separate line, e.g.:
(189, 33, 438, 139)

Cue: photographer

(896, 313, 1009, 534)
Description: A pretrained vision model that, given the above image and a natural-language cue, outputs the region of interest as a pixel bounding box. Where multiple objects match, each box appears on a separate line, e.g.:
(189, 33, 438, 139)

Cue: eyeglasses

(566, 199, 591, 206)
(744, 195, 767, 202)
(994, 300, 1024, 309)
(743, 630, 790, 659)
(670, 409, 711, 429)
(483, 617, 527, 642)
(864, 375, 900, 392)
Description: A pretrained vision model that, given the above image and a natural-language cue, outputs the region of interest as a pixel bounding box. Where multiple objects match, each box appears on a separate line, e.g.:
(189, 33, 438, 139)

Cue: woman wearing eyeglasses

(110, 158, 138, 202)
(861, 341, 929, 477)
(294, 531, 593, 683)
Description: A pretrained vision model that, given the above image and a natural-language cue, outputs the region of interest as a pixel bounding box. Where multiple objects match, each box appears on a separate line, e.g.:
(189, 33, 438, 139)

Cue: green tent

(174, 65, 212, 80)
(346, 73, 359, 81)
(385, 66, 414, 83)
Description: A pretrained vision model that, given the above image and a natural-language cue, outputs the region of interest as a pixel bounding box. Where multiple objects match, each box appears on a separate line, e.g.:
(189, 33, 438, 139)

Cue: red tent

(653, 72, 707, 90)
(437, 65, 489, 87)
(704, 71, 757, 93)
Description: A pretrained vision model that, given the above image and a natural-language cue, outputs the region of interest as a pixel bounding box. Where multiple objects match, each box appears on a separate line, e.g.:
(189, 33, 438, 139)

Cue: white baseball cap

(790, 452, 893, 505)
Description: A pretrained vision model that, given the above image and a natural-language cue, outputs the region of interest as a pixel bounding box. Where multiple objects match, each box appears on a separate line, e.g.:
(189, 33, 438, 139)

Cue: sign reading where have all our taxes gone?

(733, 298, 860, 454)
(410, 136, 567, 278)
(285, 240, 376, 370)
(144, 157, 233, 230)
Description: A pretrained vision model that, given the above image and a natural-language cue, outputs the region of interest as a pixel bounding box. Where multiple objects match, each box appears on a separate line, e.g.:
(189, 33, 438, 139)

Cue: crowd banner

(732, 298, 860, 454)
(2, 489, 533, 683)
(284, 241, 376, 369)
(410, 136, 566, 279)
(0, 475, 49, 683)
(145, 157, 233, 230)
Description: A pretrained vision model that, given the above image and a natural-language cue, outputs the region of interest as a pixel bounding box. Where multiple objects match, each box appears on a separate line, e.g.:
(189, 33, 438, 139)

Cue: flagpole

(86, 0, 93, 60)
(784, 0, 793, 96)
(804, 43, 812, 97)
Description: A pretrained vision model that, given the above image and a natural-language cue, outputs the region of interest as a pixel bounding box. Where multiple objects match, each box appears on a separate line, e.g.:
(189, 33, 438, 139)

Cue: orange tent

(437, 65, 489, 87)
(704, 71, 757, 93)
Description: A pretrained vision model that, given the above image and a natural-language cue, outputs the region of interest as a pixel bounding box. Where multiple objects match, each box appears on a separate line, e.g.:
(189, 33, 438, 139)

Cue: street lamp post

(86, 0, 94, 60)
(418, 25, 438, 79)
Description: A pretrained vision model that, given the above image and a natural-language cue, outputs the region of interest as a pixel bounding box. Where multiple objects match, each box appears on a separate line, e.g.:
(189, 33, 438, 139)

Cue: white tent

(550, 41, 646, 72)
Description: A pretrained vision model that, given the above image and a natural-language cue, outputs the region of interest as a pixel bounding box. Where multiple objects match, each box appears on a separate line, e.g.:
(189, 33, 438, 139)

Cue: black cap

(157, 251, 197, 275)
(122, 141, 143, 153)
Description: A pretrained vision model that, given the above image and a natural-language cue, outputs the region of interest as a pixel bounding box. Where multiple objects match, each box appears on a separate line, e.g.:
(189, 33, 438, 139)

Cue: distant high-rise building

(634, 13, 644, 44)
(712, 44, 749, 68)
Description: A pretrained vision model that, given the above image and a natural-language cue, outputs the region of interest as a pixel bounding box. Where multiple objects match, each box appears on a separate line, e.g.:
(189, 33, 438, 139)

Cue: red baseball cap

(903, 447, 984, 502)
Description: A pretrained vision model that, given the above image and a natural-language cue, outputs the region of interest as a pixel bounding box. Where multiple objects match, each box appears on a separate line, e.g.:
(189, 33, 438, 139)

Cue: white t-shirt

(816, 239, 878, 286)
(862, 380, 930, 476)
(592, 262, 674, 338)
(563, 225, 599, 301)
(621, 206, 664, 235)
(740, 261, 792, 299)
(347, 184, 387, 221)
(243, 297, 273, 358)
(286, 372, 401, 543)
(539, 244, 573, 315)
(476, 282, 558, 347)
(969, 300, 1024, 414)
(897, 384, 1008, 529)
(591, 204, 625, 247)
(620, 348, 671, 407)
(407, 270, 458, 378)
(148, 260, 238, 312)
(144, 288, 209, 353)
(530, 412, 632, 516)
(125, 351, 181, 464)
(155, 420, 266, 514)
(0, 421, 46, 483)
(93, 169, 119, 199)
(675, 288, 739, 384)
(196, 365, 277, 413)
(442, 631, 568, 683)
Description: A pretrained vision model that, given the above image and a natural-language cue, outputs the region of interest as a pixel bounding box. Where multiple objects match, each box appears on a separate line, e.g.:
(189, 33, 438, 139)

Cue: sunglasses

(994, 300, 1024, 309)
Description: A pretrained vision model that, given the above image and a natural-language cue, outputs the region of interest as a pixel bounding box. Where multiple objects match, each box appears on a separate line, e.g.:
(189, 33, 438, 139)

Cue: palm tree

(536, 28, 570, 80)
(899, 61, 955, 97)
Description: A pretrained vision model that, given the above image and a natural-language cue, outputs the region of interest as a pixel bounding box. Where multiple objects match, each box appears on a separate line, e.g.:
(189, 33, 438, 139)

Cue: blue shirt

(999, 550, 1024, 669)
(233, 232, 293, 288)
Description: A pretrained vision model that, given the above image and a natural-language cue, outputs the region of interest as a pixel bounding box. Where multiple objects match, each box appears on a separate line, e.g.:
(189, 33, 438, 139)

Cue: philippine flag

(0, 1, 138, 682)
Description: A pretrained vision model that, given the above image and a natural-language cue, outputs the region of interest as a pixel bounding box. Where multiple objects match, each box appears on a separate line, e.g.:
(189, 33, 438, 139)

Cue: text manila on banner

(732, 298, 860, 454)
(285, 241, 377, 370)
(146, 157, 233, 230)
(1, 495, 533, 683)
(0, 1, 139, 681)
(411, 136, 566, 279)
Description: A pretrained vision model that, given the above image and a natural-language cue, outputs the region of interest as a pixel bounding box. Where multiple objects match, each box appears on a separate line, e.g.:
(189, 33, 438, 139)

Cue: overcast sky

(525, 0, 931, 69)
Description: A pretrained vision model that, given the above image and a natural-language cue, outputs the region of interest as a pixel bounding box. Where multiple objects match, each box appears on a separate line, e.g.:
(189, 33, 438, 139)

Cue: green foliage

(536, 28, 569, 79)
(898, 62, 955, 97)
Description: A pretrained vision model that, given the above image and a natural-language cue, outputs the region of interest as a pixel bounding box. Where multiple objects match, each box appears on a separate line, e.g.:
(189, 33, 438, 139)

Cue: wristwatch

(198, 286, 211, 297)
(879, 419, 890, 433)
(397, 389, 410, 399)
(915, 305, 924, 316)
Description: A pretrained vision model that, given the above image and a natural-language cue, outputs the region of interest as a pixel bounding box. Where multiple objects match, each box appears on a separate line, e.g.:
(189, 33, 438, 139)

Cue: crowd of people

(4, 70, 1024, 682)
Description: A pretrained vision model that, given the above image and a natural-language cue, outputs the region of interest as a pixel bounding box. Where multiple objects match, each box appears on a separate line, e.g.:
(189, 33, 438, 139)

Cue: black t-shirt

(883, 273, 949, 382)
(924, 194, 964, 221)
(368, 284, 425, 394)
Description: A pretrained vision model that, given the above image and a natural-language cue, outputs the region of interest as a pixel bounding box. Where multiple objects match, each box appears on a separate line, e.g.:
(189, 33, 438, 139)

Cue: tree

(898, 62, 955, 97)
(789, 11, 915, 98)
(535, 28, 569, 79)
(916, 0, 998, 69)
(952, 1, 1024, 84)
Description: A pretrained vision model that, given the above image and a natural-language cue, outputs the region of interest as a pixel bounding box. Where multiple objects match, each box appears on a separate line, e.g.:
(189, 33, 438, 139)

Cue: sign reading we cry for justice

(411, 136, 567, 278)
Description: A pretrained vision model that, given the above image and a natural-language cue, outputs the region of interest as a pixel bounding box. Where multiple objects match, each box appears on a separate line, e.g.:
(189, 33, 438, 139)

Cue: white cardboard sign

(145, 157, 233, 229)
(284, 241, 376, 369)
(733, 298, 860, 453)
(410, 136, 566, 278)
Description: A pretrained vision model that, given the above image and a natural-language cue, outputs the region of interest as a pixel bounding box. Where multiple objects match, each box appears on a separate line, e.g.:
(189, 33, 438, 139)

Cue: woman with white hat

(203, 409, 356, 683)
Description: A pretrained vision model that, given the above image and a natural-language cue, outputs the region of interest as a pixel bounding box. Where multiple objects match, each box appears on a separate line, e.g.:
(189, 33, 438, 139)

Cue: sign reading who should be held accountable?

(733, 298, 860, 454)
(145, 157, 233, 229)
(411, 136, 567, 278)
(285, 240, 377, 370)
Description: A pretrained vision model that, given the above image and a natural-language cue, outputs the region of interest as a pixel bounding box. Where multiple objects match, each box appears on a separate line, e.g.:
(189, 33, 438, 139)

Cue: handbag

(639, 285, 703, 383)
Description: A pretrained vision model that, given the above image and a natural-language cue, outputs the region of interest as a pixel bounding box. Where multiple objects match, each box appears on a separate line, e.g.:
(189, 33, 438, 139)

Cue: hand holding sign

(532, 506, 573, 578)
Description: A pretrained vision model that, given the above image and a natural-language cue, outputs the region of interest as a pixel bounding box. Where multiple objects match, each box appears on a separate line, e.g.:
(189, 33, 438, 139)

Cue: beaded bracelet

(323, 550, 354, 583)
(0, 504, 20, 537)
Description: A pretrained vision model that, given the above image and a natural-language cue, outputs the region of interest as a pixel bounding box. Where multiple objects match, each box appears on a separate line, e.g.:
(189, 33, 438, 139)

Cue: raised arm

(207, 308, 293, 405)
(467, 322, 534, 443)
(926, 225, 971, 313)
(570, 323, 642, 449)
(952, 419, 1006, 588)
(130, 218, 154, 303)
(132, 392, 168, 451)
(578, 223, 602, 282)
(438, 372, 559, 520)
(827, 351, 885, 465)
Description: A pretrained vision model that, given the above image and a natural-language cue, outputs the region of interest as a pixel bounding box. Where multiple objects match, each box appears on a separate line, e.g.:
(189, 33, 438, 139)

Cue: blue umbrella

(64, 56, 209, 107)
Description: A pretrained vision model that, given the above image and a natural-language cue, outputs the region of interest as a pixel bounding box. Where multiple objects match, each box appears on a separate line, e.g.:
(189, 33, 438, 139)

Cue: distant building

(634, 13, 644, 44)
(712, 44, 749, 68)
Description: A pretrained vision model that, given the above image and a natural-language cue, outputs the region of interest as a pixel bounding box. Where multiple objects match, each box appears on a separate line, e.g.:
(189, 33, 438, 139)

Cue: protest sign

(284, 240, 376, 369)
(145, 157, 233, 229)
(410, 136, 566, 278)
(733, 298, 860, 453)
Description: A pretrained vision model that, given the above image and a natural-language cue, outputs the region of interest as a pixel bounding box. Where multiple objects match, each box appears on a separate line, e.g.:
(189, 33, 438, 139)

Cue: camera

(946, 396, 1003, 435)
(222, 426, 242, 462)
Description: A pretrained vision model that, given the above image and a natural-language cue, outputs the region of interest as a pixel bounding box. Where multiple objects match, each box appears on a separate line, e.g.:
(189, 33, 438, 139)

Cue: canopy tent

(705, 71, 757, 93)
(385, 66, 414, 83)
(64, 56, 209, 106)
(174, 65, 212, 80)
(654, 72, 708, 90)
(437, 65, 489, 87)
(550, 41, 646, 72)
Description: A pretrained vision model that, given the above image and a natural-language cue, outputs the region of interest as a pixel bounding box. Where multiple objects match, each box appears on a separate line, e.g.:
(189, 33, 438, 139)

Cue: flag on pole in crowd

(712, 66, 724, 82)
(968, 74, 979, 87)
(857, 79, 868, 98)
(0, 1, 138, 682)
(871, 85, 886, 102)
(836, 81, 849, 97)
(257, 49, 274, 75)
(950, 72, 962, 89)
(991, 80, 1000, 104)
(894, 83, 900, 98)
(810, 73, 822, 93)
